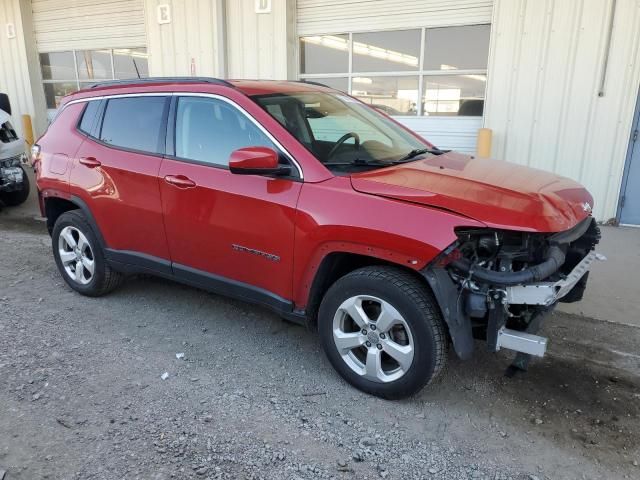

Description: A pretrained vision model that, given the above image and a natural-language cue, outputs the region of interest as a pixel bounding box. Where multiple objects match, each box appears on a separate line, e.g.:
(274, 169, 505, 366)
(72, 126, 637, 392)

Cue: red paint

(228, 146, 279, 171)
(36, 80, 595, 310)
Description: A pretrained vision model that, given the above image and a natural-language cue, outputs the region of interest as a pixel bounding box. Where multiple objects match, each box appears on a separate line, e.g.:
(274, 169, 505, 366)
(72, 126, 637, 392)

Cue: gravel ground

(0, 215, 639, 480)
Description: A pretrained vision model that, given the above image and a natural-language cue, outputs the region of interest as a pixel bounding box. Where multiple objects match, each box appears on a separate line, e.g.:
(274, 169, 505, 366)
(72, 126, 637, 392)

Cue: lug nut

(361, 329, 367, 335)
(370, 324, 376, 331)
(365, 341, 372, 347)
(379, 333, 385, 339)
(376, 344, 383, 350)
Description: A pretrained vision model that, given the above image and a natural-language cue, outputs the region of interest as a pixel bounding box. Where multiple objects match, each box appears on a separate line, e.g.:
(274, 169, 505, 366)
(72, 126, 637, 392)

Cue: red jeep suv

(34, 78, 600, 399)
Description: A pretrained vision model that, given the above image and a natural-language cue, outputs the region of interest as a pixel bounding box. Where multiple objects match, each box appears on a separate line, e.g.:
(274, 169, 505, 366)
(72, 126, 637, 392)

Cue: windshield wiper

(322, 158, 394, 167)
(393, 147, 448, 163)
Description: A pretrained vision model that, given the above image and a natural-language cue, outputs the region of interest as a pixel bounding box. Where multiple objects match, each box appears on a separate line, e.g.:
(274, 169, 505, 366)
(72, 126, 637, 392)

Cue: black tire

(0, 166, 30, 206)
(52, 210, 122, 297)
(318, 266, 447, 399)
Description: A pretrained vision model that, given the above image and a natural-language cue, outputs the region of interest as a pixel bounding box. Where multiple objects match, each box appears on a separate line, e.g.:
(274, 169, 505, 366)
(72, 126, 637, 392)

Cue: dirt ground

(0, 214, 639, 480)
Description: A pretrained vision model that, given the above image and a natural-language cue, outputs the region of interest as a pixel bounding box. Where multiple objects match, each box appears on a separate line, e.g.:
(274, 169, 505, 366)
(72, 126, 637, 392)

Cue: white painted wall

(144, 0, 225, 77)
(484, 0, 640, 222)
(226, 0, 296, 80)
(0, 0, 47, 138)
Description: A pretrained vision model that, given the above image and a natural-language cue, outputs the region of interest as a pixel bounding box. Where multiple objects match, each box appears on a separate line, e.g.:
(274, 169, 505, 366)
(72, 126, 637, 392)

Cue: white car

(0, 93, 29, 208)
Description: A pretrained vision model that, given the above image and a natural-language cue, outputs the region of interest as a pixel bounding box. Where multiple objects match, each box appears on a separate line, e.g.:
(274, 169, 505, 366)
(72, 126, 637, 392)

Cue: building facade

(1, 0, 639, 224)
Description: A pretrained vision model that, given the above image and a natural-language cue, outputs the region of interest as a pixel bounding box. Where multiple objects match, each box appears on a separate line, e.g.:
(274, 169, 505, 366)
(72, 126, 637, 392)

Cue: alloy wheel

(332, 295, 415, 383)
(58, 226, 95, 285)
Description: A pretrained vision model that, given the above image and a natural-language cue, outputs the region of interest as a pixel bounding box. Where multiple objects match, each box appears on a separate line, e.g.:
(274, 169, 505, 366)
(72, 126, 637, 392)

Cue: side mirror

(0, 93, 11, 116)
(229, 147, 291, 176)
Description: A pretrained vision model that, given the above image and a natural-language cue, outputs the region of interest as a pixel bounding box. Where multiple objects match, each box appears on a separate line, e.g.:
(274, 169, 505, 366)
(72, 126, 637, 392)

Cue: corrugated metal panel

(0, 0, 46, 138)
(226, 0, 295, 79)
(144, 0, 223, 77)
(31, 0, 147, 52)
(484, 0, 640, 222)
(297, 0, 493, 35)
(395, 116, 481, 154)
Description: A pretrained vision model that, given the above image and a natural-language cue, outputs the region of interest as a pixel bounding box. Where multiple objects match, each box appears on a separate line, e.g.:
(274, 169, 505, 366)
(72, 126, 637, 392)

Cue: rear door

(71, 95, 171, 265)
(158, 94, 302, 304)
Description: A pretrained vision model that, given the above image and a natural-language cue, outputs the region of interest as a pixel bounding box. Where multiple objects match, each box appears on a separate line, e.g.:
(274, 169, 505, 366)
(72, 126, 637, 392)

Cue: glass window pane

(175, 97, 274, 166)
(353, 30, 420, 72)
(351, 76, 419, 115)
(43, 82, 78, 109)
(300, 35, 349, 74)
(40, 52, 75, 80)
(301, 77, 348, 93)
(422, 74, 486, 116)
(100, 97, 166, 153)
(78, 101, 101, 135)
(114, 48, 149, 78)
(424, 25, 491, 71)
(76, 50, 112, 80)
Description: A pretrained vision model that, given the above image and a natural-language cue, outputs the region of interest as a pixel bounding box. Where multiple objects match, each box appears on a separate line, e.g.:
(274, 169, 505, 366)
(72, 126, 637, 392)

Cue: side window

(175, 96, 275, 166)
(78, 100, 100, 135)
(99, 96, 167, 154)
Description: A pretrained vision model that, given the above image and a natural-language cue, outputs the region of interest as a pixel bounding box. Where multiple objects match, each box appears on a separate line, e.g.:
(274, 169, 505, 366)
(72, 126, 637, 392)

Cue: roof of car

(81, 77, 334, 96)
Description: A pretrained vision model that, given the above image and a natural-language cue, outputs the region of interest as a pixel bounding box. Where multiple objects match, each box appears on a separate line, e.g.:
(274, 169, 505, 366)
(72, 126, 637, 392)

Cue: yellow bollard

(22, 114, 34, 147)
(476, 128, 492, 158)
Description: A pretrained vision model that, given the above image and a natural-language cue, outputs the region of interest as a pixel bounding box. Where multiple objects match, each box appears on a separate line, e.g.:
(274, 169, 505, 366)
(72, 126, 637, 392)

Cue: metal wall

(0, 0, 46, 138)
(31, 0, 146, 52)
(484, 0, 640, 222)
(297, 0, 493, 35)
(226, 0, 296, 80)
(144, 0, 225, 77)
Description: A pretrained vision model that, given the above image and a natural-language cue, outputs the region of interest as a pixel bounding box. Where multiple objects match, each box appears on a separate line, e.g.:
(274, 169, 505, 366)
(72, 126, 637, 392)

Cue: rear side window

(99, 96, 166, 154)
(78, 101, 100, 135)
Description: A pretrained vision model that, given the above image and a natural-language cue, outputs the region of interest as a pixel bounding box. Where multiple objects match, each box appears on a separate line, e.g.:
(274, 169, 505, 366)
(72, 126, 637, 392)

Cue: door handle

(164, 174, 196, 189)
(79, 156, 101, 168)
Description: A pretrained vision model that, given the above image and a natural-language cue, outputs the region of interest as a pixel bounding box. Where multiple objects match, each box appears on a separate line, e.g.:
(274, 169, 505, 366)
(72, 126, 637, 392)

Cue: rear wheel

(0, 166, 30, 206)
(318, 266, 447, 399)
(52, 210, 122, 296)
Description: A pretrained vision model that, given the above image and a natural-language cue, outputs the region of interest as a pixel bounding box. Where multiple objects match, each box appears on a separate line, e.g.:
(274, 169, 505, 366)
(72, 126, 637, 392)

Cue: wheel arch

(43, 194, 105, 248)
(301, 248, 434, 329)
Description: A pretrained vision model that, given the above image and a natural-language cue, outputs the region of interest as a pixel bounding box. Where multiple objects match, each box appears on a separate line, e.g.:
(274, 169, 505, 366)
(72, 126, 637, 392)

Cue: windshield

(252, 91, 428, 173)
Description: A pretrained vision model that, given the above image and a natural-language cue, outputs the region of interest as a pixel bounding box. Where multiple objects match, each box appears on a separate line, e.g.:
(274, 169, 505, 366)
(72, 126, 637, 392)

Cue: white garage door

(31, 0, 146, 52)
(297, 0, 493, 154)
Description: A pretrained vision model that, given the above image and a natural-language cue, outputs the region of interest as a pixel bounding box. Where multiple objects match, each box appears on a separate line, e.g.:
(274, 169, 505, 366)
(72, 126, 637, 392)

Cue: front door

(620, 91, 640, 225)
(158, 95, 302, 305)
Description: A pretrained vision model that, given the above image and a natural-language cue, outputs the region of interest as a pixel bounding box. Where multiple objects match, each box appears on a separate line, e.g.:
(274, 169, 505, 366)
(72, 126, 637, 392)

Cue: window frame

(298, 24, 490, 117)
(166, 94, 303, 180)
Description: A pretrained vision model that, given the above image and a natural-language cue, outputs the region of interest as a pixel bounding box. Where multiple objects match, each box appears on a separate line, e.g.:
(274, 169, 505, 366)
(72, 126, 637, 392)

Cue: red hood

(350, 152, 593, 232)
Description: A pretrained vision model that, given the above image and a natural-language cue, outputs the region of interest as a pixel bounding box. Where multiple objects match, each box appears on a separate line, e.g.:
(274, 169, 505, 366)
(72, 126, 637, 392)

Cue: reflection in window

(302, 77, 348, 92)
(76, 50, 112, 80)
(40, 52, 75, 80)
(43, 82, 78, 109)
(114, 48, 149, 78)
(353, 30, 421, 72)
(351, 76, 419, 115)
(298, 25, 490, 117)
(423, 75, 486, 116)
(424, 25, 491, 71)
(300, 34, 349, 74)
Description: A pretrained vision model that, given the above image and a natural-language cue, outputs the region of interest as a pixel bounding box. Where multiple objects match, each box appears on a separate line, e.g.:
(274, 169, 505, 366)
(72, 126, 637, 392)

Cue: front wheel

(318, 266, 448, 399)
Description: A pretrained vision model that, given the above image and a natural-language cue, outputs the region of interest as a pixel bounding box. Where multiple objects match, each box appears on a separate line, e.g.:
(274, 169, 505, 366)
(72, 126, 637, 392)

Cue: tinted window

(78, 101, 100, 135)
(175, 97, 274, 166)
(100, 97, 166, 153)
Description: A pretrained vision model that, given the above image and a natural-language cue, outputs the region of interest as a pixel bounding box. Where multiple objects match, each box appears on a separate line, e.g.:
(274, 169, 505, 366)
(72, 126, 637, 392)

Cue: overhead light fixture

(352, 77, 373, 84)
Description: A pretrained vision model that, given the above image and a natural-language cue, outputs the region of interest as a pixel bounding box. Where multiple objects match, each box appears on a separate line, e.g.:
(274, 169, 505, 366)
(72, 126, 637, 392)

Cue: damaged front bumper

(423, 217, 602, 362)
(0, 153, 27, 192)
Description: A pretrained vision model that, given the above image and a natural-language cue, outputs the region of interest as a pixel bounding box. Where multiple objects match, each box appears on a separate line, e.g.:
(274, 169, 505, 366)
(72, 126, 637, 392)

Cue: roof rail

(89, 77, 235, 89)
(295, 79, 332, 88)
